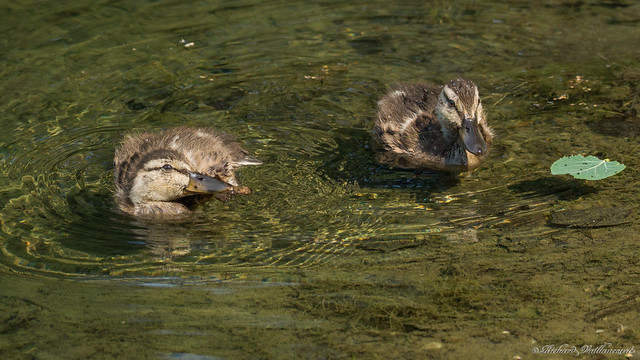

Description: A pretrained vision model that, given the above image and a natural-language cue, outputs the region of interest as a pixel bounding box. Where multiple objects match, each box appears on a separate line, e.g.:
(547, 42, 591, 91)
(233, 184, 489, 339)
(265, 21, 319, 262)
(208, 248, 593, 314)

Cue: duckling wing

(374, 83, 440, 152)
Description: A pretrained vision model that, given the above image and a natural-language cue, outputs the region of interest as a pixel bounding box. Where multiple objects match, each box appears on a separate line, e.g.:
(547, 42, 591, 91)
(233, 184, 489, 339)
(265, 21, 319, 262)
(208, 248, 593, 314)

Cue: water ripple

(0, 0, 612, 281)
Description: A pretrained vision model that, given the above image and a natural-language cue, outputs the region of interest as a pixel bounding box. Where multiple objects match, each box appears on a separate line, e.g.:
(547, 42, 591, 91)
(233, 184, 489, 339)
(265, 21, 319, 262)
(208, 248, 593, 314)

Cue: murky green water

(2, 0, 640, 358)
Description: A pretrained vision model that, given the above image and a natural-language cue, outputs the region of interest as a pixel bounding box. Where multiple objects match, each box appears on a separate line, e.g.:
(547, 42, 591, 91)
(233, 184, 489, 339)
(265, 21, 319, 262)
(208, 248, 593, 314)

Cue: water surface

(1, 0, 639, 358)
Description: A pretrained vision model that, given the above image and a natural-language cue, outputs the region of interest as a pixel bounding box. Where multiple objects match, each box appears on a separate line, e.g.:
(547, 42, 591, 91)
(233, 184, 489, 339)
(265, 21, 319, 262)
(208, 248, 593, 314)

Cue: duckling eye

(447, 99, 456, 108)
(162, 164, 173, 171)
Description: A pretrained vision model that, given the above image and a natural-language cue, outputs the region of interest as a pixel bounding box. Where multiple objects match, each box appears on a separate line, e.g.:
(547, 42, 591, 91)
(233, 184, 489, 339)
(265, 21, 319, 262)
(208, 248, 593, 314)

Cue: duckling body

(114, 127, 261, 218)
(373, 78, 493, 172)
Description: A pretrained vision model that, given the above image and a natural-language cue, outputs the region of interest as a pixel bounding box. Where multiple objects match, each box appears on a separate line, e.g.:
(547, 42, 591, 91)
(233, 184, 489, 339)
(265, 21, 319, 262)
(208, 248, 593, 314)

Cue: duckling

(114, 126, 262, 218)
(373, 78, 493, 172)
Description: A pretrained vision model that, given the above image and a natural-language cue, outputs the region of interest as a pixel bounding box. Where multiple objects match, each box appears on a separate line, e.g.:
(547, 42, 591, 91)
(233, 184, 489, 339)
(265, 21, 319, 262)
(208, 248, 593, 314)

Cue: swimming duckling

(373, 78, 493, 172)
(114, 127, 261, 218)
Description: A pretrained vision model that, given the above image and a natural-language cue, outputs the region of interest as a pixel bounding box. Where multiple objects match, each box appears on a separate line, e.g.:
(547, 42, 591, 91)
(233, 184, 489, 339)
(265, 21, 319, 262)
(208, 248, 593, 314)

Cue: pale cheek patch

(129, 174, 151, 203)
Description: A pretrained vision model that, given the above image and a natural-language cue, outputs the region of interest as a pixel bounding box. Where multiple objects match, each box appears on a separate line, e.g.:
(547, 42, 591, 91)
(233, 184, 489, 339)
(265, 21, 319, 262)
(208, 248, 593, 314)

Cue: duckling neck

(433, 110, 458, 145)
(443, 139, 487, 172)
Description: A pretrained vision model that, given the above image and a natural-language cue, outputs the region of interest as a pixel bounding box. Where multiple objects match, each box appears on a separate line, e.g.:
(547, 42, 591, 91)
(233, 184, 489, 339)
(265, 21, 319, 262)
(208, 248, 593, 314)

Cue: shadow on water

(9, 182, 262, 276)
(318, 126, 460, 194)
(125, 85, 248, 115)
(64, 188, 230, 264)
(348, 34, 393, 55)
(586, 114, 640, 138)
(63, 189, 143, 257)
(507, 176, 597, 201)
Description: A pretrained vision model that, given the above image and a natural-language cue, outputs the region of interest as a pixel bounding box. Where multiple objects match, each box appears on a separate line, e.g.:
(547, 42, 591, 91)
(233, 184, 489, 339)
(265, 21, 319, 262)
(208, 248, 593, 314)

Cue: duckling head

(115, 148, 234, 219)
(435, 78, 493, 156)
(127, 152, 231, 206)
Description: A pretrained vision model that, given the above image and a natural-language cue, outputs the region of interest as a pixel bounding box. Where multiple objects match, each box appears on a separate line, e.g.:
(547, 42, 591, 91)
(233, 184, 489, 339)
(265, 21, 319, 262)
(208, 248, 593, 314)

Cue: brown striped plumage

(373, 78, 493, 172)
(114, 127, 261, 218)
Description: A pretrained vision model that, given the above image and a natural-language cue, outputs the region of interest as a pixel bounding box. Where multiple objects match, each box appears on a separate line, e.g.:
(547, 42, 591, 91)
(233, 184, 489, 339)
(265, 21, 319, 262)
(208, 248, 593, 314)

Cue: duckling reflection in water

(374, 78, 493, 172)
(114, 127, 261, 218)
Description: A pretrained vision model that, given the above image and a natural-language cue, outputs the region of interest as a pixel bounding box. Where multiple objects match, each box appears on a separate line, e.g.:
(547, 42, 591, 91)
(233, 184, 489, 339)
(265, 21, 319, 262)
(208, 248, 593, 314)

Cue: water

(1, 0, 639, 358)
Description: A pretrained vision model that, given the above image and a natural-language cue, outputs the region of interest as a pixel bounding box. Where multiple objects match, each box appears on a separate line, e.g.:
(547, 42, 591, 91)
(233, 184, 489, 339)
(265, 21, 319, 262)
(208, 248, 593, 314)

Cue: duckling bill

(373, 78, 493, 172)
(114, 127, 261, 218)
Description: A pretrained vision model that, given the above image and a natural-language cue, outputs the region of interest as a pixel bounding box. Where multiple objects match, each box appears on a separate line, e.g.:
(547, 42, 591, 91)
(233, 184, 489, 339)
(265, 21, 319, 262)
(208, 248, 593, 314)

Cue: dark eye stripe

(443, 93, 457, 108)
(445, 92, 471, 121)
(147, 166, 189, 175)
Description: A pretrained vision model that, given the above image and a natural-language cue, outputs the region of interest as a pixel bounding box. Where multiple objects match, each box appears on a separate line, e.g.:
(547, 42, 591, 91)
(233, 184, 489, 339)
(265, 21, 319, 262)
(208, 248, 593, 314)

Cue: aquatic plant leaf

(550, 155, 625, 180)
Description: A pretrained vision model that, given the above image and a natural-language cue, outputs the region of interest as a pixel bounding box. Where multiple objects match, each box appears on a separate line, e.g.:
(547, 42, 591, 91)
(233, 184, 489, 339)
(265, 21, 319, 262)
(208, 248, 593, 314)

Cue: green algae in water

(550, 155, 625, 180)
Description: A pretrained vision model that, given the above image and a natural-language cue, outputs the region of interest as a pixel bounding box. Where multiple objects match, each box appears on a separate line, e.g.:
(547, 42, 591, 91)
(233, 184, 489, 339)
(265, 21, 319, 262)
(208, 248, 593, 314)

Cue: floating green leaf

(550, 155, 625, 180)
